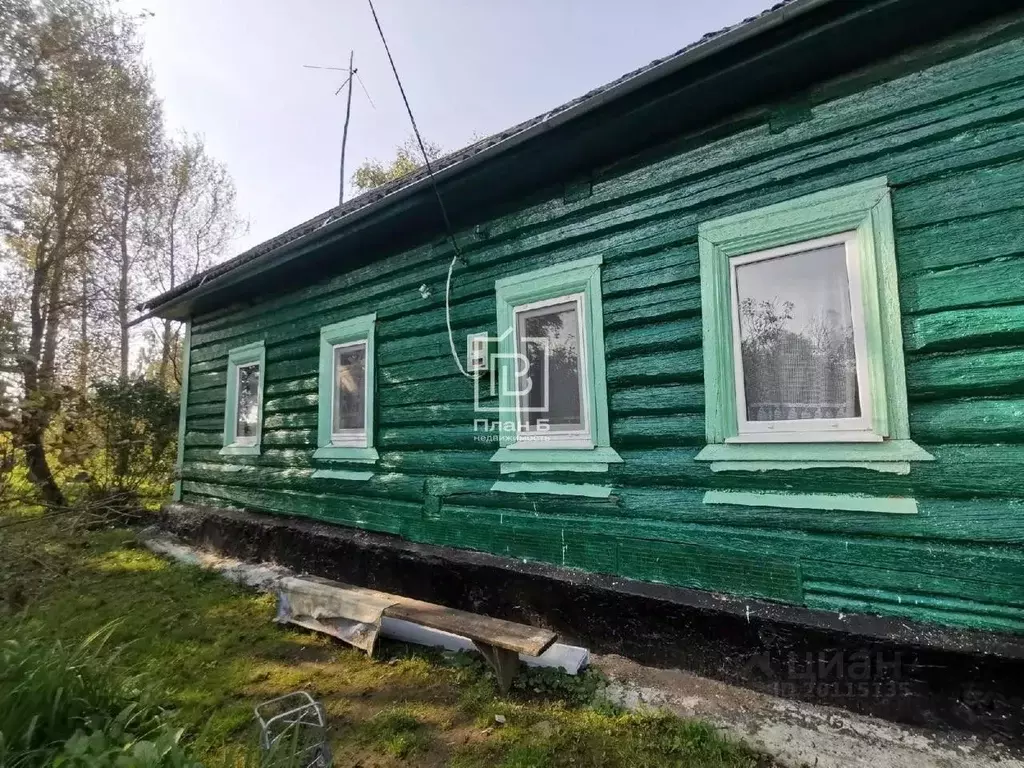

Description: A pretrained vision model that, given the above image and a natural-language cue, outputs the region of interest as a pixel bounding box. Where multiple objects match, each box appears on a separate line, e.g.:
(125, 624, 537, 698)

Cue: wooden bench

(277, 576, 557, 693)
(384, 596, 557, 693)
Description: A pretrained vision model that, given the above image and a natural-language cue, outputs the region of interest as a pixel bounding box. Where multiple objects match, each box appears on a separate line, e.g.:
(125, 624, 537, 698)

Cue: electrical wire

(355, 71, 376, 109)
(366, 0, 474, 380)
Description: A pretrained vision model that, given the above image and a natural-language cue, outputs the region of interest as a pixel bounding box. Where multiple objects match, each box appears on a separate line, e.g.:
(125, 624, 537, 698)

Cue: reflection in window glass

(332, 343, 366, 434)
(734, 243, 860, 422)
(235, 363, 261, 439)
(516, 300, 584, 431)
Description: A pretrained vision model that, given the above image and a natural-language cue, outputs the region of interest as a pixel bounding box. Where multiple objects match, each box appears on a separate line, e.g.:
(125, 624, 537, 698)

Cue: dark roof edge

(138, 0, 831, 321)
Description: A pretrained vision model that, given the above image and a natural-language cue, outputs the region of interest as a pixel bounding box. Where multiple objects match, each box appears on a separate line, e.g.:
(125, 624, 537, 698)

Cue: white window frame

(510, 292, 593, 450)
(232, 362, 261, 446)
(727, 230, 879, 444)
(329, 339, 369, 448)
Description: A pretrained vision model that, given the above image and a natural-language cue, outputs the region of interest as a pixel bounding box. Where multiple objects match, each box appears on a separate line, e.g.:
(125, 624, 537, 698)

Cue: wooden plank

(384, 597, 555, 657)
(280, 575, 556, 657)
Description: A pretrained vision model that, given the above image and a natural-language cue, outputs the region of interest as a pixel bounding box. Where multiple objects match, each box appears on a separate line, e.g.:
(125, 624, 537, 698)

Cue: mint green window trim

(704, 491, 918, 515)
(173, 321, 191, 500)
(490, 480, 613, 498)
(220, 340, 265, 456)
(695, 177, 932, 473)
(313, 313, 379, 464)
(489, 255, 621, 474)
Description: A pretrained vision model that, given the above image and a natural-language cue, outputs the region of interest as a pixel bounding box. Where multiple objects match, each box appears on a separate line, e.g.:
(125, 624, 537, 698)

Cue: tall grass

(0, 623, 164, 766)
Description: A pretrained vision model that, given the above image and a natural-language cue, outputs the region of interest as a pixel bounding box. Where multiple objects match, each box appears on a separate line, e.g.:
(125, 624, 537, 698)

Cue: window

(696, 177, 932, 477)
(221, 341, 265, 455)
(729, 232, 875, 443)
(234, 363, 262, 443)
(330, 341, 368, 445)
(514, 293, 589, 445)
(315, 313, 377, 463)
(490, 255, 620, 474)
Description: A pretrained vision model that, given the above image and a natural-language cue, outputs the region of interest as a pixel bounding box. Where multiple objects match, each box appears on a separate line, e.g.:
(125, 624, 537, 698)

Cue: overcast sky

(124, 0, 777, 257)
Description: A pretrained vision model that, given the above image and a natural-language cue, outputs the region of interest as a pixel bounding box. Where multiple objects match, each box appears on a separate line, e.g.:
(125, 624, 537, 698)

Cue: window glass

(515, 299, 585, 432)
(332, 342, 366, 434)
(235, 363, 261, 439)
(734, 243, 860, 423)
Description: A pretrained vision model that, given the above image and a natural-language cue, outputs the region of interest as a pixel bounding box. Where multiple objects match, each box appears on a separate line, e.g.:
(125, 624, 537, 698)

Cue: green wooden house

(143, 0, 1024, 735)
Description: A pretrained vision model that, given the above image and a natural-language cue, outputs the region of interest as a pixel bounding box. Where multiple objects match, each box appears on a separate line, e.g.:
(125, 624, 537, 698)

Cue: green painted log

(380, 377, 477, 408)
(805, 593, 1024, 635)
(603, 243, 699, 290)
(604, 317, 702, 358)
(801, 567, 1024, 612)
(379, 401, 479, 427)
(380, 425, 481, 449)
(910, 397, 1024, 442)
(612, 445, 1024, 498)
(618, 488, 1024, 543)
(606, 348, 704, 385)
(264, 411, 318, 430)
(904, 304, 1024, 353)
(604, 282, 701, 327)
(902, 256, 1024, 314)
(907, 348, 1024, 398)
(897, 206, 1024, 273)
(609, 383, 704, 415)
(612, 415, 706, 446)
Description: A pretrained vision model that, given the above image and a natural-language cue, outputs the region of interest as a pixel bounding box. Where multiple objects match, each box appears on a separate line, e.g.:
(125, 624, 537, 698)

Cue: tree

(350, 135, 442, 193)
(0, 1, 161, 505)
(144, 133, 245, 388)
(99, 63, 162, 383)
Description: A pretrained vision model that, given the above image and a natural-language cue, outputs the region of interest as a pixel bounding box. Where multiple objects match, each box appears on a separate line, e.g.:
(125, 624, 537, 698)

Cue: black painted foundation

(160, 503, 1024, 743)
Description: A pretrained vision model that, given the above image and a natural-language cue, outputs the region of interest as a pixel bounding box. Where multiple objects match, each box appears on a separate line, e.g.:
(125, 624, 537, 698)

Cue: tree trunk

(117, 177, 131, 382)
(18, 162, 69, 506)
(77, 266, 89, 391)
(157, 317, 171, 386)
(22, 422, 66, 507)
(157, 227, 175, 386)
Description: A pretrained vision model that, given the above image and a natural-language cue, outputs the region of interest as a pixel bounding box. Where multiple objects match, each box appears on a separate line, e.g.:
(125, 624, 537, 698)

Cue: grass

(0, 507, 777, 767)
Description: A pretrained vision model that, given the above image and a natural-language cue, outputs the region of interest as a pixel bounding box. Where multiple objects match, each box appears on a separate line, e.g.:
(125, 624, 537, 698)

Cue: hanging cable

(366, 0, 475, 379)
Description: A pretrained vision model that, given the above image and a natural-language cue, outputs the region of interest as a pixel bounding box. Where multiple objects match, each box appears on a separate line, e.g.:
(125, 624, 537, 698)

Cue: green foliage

(51, 721, 199, 768)
(0, 624, 171, 767)
(511, 665, 607, 706)
(350, 135, 443, 193)
(55, 379, 178, 508)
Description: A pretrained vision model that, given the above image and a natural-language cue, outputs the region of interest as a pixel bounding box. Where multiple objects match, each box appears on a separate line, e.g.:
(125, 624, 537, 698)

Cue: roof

(138, 0, 809, 315)
(141, 0, 1013, 319)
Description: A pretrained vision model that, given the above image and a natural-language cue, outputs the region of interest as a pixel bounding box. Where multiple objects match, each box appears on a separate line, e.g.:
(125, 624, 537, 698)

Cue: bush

(55, 380, 179, 510)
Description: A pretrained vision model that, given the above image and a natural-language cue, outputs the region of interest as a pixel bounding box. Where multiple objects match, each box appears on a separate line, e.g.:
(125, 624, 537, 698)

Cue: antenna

(303, 51, 375, 205)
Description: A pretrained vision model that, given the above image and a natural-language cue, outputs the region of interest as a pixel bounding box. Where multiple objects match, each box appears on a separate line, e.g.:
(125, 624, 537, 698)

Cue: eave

(139, 0, 1019, 321)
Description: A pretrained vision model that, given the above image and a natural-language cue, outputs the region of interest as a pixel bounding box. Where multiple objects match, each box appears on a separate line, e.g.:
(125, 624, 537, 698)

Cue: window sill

(725, 431, 883, 444)
(695, 439, 933, 474)
(219, 443, 260, 456)
(312, 468, 374, 482)
(490, 445, 622, 474)
(491, 480, 612, 498)
(704, 490, 918, 515)
(312, 445, 379, 463)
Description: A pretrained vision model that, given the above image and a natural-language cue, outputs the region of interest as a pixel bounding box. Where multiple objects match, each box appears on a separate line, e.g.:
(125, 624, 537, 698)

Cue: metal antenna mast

(304, 51, 374, 205)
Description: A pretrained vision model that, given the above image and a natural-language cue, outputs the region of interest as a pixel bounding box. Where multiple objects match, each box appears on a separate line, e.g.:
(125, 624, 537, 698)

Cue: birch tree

(146, 134, 245, 387)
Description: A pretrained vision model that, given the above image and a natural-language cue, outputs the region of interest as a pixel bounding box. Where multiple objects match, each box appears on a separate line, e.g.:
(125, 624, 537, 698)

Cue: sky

(123, 0, 778, 258)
